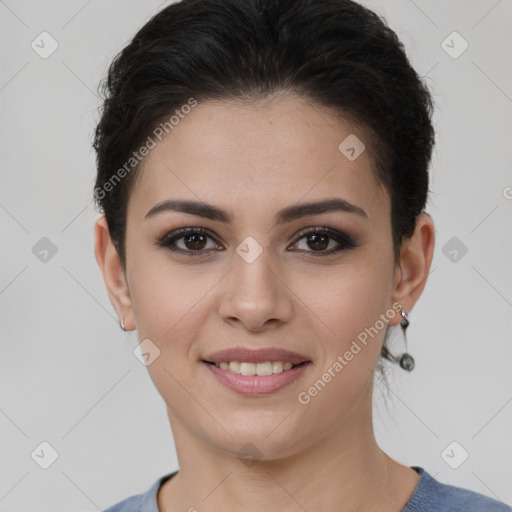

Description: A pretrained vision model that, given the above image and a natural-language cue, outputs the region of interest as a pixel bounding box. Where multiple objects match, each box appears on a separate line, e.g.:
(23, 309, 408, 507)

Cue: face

(116, 93, 403, 459)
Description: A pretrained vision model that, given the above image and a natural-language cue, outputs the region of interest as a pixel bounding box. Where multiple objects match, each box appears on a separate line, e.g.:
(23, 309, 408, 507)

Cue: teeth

(213, 361, 299, 375)
(256, 362, 273, 376)
(240, 362, 256, 375)
(229, 361, 241, 374)
(272, 361, 283, 373)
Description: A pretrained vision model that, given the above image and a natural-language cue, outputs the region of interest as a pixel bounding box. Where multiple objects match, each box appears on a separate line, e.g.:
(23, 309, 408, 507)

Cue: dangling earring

(120, 316, 126, 331)
(399, 308, 415, 371)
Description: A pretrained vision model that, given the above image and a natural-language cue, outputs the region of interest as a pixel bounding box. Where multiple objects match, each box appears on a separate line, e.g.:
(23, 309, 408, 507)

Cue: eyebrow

(145, 197, 368, 225)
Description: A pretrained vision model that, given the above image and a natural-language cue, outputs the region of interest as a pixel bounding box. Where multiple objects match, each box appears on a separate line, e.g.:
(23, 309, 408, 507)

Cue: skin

(95, 92, 435, 512)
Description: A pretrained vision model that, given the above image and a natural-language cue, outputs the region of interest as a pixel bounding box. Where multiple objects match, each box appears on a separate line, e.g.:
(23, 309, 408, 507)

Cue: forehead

(127, 93, 389, 227)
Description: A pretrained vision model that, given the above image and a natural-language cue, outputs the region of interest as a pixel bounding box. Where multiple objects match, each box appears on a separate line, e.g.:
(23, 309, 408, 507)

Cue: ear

(389, 213, 435, 325)
(94, 214, 135, 331)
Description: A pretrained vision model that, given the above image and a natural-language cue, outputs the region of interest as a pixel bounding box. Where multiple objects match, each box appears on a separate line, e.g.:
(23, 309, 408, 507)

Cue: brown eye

(182, 233, 208, 250)
(156, 228, 222, 255)
(305, 233, 330, 251)
(289, 227, 357, 256)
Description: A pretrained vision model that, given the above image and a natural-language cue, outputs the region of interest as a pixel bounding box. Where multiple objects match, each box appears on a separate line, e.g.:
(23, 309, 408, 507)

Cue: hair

(92, 0, 435, 367)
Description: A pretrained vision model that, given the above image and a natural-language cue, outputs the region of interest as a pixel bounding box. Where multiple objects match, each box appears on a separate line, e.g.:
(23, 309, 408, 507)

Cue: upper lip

(203, 347, 311, 364)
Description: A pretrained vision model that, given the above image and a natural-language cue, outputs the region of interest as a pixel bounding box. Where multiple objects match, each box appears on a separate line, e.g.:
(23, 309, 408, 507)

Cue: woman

(93, 0, 511, 510)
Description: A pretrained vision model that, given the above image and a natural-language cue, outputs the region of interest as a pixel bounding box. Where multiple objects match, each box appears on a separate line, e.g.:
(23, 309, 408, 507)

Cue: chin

(204, 418, 316, 464)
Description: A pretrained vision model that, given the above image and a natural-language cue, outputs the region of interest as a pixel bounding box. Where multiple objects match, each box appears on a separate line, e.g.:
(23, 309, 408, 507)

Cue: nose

(218, 245, 293, 332)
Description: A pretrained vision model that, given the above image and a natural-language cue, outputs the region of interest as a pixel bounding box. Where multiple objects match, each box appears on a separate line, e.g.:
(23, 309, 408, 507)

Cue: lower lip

(203, 361, 311, 396)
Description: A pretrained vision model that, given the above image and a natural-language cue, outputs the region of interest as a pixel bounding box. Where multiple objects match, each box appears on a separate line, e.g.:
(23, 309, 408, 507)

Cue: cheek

(128, 252, 212, 342)
(291, 256, 392, 353)
(293, 276, 389, 433)
(287, 262, 392, 419)
(127, 258, 218, 383)
(128, 266, 210, 419)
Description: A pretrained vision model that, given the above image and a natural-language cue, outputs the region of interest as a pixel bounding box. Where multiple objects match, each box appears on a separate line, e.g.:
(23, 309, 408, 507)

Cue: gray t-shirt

(103, 466, 511, 511)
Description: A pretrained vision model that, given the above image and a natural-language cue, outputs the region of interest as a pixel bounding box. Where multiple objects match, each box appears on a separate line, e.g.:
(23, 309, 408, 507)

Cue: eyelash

(155, 227, 358, 257)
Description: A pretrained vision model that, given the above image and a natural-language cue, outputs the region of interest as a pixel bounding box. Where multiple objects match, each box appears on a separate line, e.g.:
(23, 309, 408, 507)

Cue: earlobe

(390, 213, 436, 324)
(94, 214, 134, 330)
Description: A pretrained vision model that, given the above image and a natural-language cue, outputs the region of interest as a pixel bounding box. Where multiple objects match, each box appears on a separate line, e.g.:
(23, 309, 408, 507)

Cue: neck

(158, 388, 418, 512)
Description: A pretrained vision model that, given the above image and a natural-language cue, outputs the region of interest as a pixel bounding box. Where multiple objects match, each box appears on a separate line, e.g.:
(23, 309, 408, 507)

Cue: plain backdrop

(1, 0, 511, 510)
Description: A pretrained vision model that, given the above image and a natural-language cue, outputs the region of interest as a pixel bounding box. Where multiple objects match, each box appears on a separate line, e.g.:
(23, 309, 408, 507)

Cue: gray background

(1, 0, 511, 510)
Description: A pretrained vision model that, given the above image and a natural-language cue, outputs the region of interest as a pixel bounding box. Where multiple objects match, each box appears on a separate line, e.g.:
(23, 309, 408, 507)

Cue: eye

(155, 227, 223, 255)
(156, 226, 358, 257)
(288, 227, 357, 256)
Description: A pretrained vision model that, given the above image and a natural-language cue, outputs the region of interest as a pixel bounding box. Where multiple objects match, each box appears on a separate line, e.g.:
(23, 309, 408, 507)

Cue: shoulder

(102, 471, 178, 512)
(103, 494, 140, 512)
(403, 467, 511, 512)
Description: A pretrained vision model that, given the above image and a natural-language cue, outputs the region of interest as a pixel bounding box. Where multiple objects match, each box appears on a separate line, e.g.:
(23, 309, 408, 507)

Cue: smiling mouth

(202, 360, 311, 376)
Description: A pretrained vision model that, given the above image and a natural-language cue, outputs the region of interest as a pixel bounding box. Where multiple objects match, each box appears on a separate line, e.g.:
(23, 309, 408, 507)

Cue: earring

(120, 316, 126, 331)
(399, 308, 415, 371)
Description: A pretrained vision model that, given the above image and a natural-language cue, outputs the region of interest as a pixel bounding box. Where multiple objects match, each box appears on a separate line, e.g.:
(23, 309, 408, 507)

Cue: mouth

(202, 360, 310, 376)
(200, 347, 312, 396)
